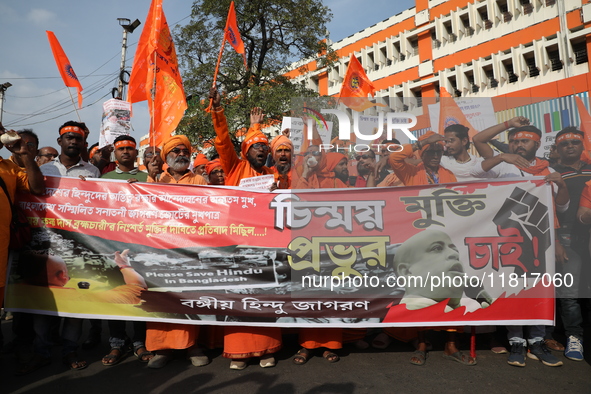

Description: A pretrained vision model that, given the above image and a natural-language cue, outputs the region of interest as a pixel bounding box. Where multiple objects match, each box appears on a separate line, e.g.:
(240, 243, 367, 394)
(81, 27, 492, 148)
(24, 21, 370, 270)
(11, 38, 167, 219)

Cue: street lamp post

(0, 82, 12, 124)
(116, 18, 141, 100)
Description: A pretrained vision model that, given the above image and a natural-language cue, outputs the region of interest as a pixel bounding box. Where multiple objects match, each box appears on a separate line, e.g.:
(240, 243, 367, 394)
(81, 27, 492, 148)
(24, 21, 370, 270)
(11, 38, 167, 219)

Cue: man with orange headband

(144, 134, 207, 369)
(102, 135, 147, 182)
(40, 121, 100, 178)
(270, 135, 293, 189)
(192, 153, 209, 177)
(206, 159, 225, 185)
(209, 88, 274, 187)
(551, 127, 591, 362)
(473, 123, 568, 367)
(388, 131, 457, 186)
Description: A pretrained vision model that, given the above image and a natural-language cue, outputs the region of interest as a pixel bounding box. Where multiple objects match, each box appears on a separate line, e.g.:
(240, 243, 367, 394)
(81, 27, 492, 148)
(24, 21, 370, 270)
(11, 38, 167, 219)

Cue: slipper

(259, 355, 276, 368)
(229, 360, 248, 370)
(63, 352, 88, 371)
(322, 350, 340, 363)
(147, 353, 173, 369)
(410, 350, 427, 366)
(371, 333, 392, 350)
(187, 347, 209, 367)
(293, 348, 312, 365)
(443, 351, 477, 366)
(102, 348, 123, 366)
(133, 346, 155, 363)
(15, 354, 51, 376)
(544, 339, 564, 352)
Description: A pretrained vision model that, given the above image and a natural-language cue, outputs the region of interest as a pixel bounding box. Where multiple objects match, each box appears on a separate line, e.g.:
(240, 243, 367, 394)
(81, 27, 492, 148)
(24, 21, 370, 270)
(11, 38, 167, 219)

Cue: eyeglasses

(251, 143, 269, 151)
(170, 148, 190, 155)
(38, 153, 57, 158)
(355, 154, 372, 160)
(304, 151, 322, 157)
(558, 140, 582, 148)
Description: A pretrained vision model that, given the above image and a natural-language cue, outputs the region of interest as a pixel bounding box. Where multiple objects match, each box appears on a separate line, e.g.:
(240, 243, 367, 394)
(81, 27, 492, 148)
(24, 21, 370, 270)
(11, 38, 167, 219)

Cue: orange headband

(114, 140, 136, 149)
(511, 131, 540, 142)
(556, 133, 583, 144)
(89, 146, 99, 157)
(59, 126, 85, 137)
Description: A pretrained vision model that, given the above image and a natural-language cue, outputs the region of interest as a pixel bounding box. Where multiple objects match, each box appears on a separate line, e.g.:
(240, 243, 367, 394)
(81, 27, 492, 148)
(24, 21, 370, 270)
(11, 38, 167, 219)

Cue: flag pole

(150, 51, 157, 149)
(66, 88, 82, 121)
(206, 36, 226, 113)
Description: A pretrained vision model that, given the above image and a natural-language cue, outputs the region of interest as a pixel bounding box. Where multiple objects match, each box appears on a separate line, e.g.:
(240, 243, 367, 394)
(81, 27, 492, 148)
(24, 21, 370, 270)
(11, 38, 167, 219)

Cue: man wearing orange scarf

(209, 88, 273, 187)
(388, 131, 457, 186)
(192, 153, 209, 177)
(144, 134, 207, 369)
(208, 88, 281, 370)
(205, 159, 225, 185)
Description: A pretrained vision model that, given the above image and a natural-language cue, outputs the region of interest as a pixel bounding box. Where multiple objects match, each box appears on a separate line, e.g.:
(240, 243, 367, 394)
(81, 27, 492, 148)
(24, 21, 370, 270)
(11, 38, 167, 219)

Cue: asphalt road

(2, 320, 590, 394)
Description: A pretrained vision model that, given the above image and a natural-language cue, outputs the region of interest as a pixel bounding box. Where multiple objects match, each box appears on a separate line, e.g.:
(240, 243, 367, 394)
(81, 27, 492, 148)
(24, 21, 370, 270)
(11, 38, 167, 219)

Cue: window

(409, 37, 419, 55)
(546, 46, 562, 71)
(524, 54, 539, 77)
(484, 66, 498, 88)
(503, 60, 518, 83)
(412, 89, 423, 107)
(573, 41, 588, 65)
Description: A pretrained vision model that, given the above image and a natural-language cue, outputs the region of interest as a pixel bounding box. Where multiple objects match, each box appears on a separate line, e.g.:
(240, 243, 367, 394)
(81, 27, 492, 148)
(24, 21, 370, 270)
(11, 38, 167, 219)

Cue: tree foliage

(174, 0, 335, 152)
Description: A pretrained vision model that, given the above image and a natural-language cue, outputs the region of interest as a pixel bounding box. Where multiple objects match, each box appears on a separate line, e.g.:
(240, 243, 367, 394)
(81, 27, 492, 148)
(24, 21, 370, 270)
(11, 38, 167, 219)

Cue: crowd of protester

(0, 87, 589, 375)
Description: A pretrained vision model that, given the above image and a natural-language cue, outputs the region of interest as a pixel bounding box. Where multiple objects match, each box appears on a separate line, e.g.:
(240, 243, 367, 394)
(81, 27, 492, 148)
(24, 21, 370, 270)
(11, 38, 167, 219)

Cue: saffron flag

(437, 87, 478, 138)
(127, 0, 187, 148)
(339, 55, 386, 112)
(575, 96, 591, 163)
(46, 31, 83, 109)
(224, 1, 247, 67)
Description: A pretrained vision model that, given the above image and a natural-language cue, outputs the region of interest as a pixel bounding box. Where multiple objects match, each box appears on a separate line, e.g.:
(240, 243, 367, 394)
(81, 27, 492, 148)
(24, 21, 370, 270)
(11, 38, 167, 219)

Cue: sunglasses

(38, 153, 57, 158)
(170, 148, 190, 155)
(251, 143, 269, 151)
(304, 151, 322, 157)
(355, 154, 372, 160)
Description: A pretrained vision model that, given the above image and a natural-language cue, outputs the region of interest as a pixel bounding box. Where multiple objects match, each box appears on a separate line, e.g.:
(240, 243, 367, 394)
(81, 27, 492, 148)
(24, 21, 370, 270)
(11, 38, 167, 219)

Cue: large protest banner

(6, 176, 556, 327)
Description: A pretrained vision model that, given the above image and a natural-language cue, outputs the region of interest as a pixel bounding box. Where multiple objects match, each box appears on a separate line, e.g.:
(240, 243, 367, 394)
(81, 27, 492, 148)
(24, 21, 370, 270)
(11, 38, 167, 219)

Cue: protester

(143, 146, 163, 182)
(206, 159, 225, 185)
(40, 121, 100, 178)
(36, 146, 59, 166)
(269, 134, 293, 189)
(9, 130, 38, 168)
(145, 134, 208, 369)
(551, 127, 591, 362)
(440, 124, 489, 181)
(192, 153, 209, 176)
(102, 135, 147, 183)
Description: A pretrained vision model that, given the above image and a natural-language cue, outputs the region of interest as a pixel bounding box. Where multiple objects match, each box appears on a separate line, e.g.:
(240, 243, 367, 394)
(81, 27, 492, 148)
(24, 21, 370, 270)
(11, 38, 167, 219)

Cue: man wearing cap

(269, 135, 293, 189)
(192, 153, 209, 177)
(102, 135, 147, 182)
(472, 123, 569, 367)
(209, 88, 273, 187)
(144, 134, 207, 369)
(206, 159, 225, 185)
(40, 121, 100, 178)
(388, 131, 457, 186)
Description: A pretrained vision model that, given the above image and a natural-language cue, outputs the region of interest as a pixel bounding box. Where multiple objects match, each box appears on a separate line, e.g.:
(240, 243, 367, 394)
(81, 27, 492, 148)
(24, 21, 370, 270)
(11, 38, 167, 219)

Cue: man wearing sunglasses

(36, 146, 59, 166)
(209, 88, 274, 187)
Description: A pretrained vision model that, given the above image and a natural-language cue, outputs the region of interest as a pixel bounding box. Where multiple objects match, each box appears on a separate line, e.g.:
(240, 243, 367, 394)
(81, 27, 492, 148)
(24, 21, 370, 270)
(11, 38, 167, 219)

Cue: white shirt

(40, 157, 101, 178)
(440, 154, 488, 181)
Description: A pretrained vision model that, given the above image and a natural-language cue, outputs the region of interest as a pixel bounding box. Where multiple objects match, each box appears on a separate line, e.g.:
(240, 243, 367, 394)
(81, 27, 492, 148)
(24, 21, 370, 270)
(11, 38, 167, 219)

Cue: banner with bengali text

(5, 176, 555, 327)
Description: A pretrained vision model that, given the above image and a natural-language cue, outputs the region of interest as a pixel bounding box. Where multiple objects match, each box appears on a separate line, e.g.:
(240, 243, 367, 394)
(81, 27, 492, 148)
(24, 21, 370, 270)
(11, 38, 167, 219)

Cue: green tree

(174, 0, 335, 153)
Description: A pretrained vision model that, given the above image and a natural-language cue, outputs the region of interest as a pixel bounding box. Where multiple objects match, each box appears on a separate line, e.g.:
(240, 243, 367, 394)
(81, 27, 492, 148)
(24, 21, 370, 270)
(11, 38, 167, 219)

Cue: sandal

(322, 350, 339, 363)
(442, 351, 477, 366)
(229, 359, 248, 370)
(410, 350, 427, 366)
(293, 348, 312, 365)
(102, 348, 124, 366)
(15, 354, 51, 376)
(133, 346, 155, 363)
(63, 352, 88, 371)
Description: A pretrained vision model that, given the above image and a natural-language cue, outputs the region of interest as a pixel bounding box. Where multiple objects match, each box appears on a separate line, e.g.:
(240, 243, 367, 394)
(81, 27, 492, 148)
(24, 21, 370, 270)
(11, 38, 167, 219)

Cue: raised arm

(472, 116, 530, 159)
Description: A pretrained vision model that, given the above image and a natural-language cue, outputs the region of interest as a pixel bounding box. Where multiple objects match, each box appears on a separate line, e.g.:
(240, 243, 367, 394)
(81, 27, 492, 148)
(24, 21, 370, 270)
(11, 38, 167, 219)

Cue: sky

(0, 0, 415, 150)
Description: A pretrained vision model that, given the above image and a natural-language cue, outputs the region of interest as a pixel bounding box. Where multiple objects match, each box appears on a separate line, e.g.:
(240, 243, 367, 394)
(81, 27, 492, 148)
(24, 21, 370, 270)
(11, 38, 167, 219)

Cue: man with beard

(472, 124, 567, 367)
(40, 121, 100, 178)
(144, 134, 207, 369)
(269, 135, 293, 189)
(352, 149, 376, 187)
(192, 153, 208, 177)
(102, 135, 147, 182)
(388, 131, 457, 186)
(209, 88, 273, 186)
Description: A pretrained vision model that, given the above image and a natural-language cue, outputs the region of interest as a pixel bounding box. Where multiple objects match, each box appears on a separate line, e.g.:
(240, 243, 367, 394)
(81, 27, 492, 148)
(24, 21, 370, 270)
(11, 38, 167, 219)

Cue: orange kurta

(389, 144, 457, 186)
(145, 170, 204, 351)
(223, 326, 282, 359)
(300, 328, 342, 350)
(212, 108, 273, 186)
(271, 166, 292, 189)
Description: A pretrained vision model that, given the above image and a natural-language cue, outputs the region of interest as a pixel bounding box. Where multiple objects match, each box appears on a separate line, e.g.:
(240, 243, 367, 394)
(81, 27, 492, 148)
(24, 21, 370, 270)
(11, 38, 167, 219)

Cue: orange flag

(575, 96, 591, 163)
(225, 1, 247, 67)
(46, 31, 83, 108)
(437, 87, 478, 138)
(339, 55, 386, 112)
(127, 0, 187, 148)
